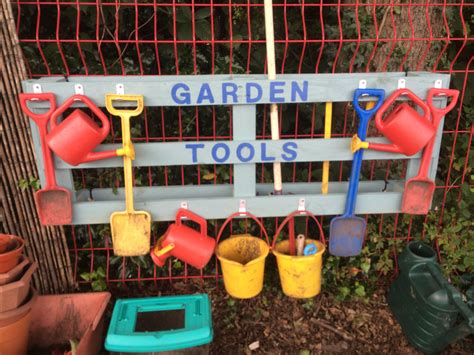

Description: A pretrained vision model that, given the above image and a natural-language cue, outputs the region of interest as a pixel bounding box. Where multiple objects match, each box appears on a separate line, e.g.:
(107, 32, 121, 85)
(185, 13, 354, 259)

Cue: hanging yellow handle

(321, 102, 332, 194)
(105, 94, 144, 214)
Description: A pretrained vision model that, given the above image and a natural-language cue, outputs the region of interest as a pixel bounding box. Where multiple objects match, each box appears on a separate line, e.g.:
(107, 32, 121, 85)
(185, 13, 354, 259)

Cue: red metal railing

(11, 0, 473, 287)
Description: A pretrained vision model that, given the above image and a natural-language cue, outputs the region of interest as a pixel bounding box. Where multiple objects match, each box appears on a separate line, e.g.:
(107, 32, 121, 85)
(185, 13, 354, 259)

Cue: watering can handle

(176, 208, 208, 240)
(50, 95, 110, 140)
(425, 263, 474, 327)
(375, 89, 430, 130)
(427, 88, 460, 117)
(19, 93, 57, 124)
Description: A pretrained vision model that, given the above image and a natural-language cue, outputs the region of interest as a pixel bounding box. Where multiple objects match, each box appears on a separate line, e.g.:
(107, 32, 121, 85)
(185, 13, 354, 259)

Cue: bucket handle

(216, 211, 270, 245)
(50, 94, 110, 140)
(175, 208, 208, 240)
(271, 210, 326, 249)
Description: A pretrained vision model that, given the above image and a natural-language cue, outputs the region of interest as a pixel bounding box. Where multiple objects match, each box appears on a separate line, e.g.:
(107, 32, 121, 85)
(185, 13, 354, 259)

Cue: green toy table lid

(105, 293, 213, 353)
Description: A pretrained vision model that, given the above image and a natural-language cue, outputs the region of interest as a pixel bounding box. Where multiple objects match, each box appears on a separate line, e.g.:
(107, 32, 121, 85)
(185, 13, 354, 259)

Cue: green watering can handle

(426, 263, 474, 329)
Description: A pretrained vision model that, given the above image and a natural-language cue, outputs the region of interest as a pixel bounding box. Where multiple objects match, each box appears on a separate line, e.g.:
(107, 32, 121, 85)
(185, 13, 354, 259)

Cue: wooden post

(0, 0, 74, 294)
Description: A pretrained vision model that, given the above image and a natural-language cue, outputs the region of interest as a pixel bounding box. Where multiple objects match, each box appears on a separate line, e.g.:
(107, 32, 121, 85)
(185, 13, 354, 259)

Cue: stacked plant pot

(0, 234, 37, 354)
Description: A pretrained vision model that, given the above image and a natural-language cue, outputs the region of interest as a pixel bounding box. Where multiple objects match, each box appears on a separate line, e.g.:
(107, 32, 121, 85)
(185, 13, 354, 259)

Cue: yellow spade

(106, 94, 151, 256)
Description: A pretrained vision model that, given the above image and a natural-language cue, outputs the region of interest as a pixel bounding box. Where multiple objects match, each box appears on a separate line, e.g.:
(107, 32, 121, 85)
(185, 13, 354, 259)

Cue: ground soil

(108, 279, 474, 355)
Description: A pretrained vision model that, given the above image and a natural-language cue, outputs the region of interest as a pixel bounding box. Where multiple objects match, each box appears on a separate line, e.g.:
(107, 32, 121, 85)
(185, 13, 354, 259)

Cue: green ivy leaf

(354, 285, 366, 297)
(80, 272, 91, 281)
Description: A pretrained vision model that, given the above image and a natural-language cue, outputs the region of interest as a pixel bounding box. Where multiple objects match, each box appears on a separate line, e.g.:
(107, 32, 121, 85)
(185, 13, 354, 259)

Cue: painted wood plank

(232, 105, 256, 197)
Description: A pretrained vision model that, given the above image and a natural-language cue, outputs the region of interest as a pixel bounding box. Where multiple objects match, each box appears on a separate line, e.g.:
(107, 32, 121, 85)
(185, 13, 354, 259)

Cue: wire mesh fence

(11, 0, 473, 290)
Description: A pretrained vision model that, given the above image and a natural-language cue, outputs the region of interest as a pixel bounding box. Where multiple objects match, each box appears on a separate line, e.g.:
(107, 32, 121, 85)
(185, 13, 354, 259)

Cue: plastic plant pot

(0, 261, 38, 312)
(28, 292, 111, 355)
(0, 288, 37, 326)
(105, 294, 213, 354)
(0, 310, 32, 355)
(0, 288, 37, 354)
(0, 234, 25, 273)
(0, 255, 29, 286)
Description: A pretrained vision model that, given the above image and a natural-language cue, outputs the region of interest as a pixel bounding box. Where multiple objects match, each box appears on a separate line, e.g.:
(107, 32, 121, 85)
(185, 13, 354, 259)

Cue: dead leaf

(202, 173, 216, 180)
(248, 341, 259, 350)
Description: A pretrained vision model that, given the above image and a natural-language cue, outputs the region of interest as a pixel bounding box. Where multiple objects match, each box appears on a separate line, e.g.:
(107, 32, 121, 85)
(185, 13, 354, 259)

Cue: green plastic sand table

(105, 294, 213, 353)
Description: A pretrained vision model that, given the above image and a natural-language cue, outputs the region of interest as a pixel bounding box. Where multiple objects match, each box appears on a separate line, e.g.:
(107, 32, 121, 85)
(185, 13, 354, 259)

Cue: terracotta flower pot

(0, 234, 25, 273)
(0, 288, 37, 355)
(0, 310, 32, 355)
(0, 255, 29, 286)
(0, 288, 37, 327)
(0, 261, 38, 312)
(28, 292, 111, 355)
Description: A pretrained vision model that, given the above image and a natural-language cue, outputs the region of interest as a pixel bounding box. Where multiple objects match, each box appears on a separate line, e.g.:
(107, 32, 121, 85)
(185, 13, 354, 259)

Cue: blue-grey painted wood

(52, 137, 423, 169)
(20, 72, 450, 224)
(70, 180, 406, 224)
(232, 105, 256, 197)
(22, 72, 450, 107)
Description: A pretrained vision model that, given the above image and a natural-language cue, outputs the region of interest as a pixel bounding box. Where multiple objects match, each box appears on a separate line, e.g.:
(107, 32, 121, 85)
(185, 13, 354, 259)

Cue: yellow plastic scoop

(106, 94, 151, 256)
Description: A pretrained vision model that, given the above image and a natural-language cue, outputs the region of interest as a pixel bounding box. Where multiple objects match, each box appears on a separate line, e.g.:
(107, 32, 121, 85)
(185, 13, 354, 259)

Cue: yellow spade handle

(322, 102, 332, 194)
(105, 94, 144, 214)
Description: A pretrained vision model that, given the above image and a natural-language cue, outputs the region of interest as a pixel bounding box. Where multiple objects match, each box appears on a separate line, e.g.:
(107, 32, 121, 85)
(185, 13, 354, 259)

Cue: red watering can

(47, 95, 123, 166)
(150, 209, 215, 269)
(366, 89, 434, 156)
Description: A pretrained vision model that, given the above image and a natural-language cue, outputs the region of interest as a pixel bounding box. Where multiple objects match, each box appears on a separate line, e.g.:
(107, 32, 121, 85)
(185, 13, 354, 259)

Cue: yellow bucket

(273, 239, 325, 298)
(216, 234, 270, 299)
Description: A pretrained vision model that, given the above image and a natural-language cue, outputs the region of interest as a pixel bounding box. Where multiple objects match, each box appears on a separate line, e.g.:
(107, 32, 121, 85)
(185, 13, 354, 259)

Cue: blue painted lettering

(196, 83, 215, 104)
(246, 82, 262, 103)
(185, 143, 205, 163)
(222, 83, 238, 104)
(212, 143, 231, 163)
(291, 81, 308, 102)
(270, 81, 285, 103)
(281, 142, 298, 161)
(171, 83, 191, 105)
(261, 143, 276, 162)
(236, 143, 255, 162)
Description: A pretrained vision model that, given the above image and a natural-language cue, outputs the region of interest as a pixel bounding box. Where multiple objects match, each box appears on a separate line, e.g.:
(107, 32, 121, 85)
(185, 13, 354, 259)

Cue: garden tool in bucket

(215, 212, 270, 299)
(329, 89, 385, 257)
(48, 95, 124, 166)
(150, 208, 215, 269)
(106, 94, 151, 256)
(19, 93, 72, 225)
(264, 0, 282, 194)
(401, 88, 459, 214)
(272, 210, 326, 298)
(362, 89, 433, 156)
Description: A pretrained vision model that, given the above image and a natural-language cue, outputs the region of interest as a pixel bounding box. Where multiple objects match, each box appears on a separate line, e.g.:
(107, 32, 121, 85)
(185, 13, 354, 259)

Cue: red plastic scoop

(19, 93, 72, 225)
(401, 88, 459, 214)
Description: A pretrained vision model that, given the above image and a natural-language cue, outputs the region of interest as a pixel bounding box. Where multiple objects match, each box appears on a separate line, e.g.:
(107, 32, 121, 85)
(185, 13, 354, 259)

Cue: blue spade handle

(343, 89, 385, 217)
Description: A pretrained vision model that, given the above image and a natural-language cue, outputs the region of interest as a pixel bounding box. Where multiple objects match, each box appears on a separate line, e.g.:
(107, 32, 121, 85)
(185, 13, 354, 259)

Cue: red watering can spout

(365, 89, 434, 157)
(47, 95, 123, 166)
